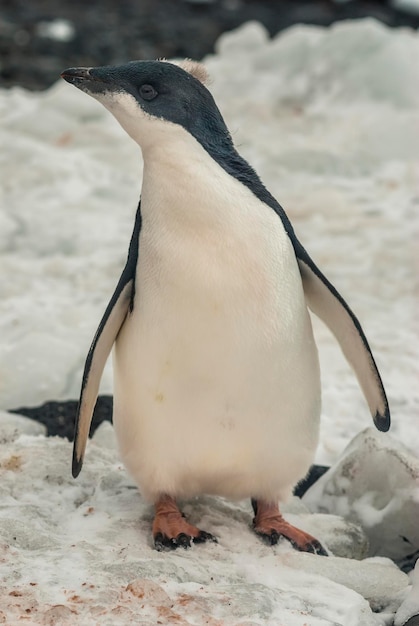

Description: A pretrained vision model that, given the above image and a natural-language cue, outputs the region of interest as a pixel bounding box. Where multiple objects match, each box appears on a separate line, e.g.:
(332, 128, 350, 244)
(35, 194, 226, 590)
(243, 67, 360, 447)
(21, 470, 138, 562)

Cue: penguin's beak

(61, 65, 130, 99)
(61, 67, 92, 86)
(61, 67, 113, 97)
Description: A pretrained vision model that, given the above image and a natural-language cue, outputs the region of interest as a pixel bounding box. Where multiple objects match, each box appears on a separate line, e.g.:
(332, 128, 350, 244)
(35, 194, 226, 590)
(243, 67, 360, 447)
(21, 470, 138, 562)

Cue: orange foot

(251, 498, 328, 556)
(152, 495, 217, 551)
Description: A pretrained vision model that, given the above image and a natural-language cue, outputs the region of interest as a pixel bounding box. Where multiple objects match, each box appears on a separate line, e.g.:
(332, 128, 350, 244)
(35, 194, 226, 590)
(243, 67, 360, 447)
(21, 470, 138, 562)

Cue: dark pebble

(10, 395, 113, 440)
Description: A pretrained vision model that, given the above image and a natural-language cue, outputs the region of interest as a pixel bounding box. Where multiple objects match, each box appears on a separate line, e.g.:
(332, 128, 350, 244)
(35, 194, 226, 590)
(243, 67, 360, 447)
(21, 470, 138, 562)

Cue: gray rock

(295, 513, 369, 560)
(283, 551, 410, 612)
(394, 559, 419, 626)
(282, 498, 370, 559)
(303, 428, 419, 568)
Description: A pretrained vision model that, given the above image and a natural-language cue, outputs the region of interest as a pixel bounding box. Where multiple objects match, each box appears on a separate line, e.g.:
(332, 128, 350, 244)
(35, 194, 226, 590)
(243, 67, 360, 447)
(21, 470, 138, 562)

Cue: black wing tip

(72, 449, 83, 478)
(374, 408, 391, 433)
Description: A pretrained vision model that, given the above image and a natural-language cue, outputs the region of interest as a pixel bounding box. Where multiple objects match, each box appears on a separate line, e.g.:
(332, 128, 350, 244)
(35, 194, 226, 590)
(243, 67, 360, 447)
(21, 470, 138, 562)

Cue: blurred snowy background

(2, 0, 419, 91)
(1, 2, 419, 625)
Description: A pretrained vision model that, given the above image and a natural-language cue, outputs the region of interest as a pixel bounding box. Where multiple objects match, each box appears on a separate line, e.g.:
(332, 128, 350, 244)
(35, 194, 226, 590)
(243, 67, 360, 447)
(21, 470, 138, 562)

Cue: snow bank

(0, 410, 46, 442)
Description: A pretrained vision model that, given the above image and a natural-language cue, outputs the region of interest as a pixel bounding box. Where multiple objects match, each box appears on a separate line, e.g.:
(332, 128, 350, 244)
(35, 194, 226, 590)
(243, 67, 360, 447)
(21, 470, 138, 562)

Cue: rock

(294, 513, 369, 560)
(10, 395, 113, 440)
(394, 559, 419, 626)
(43, 605, 75, 625)
(303, 428, 419, 570)
(0, 410, 46, 442)
(282, 496, 370, 559)
(282, 551, 410, 612)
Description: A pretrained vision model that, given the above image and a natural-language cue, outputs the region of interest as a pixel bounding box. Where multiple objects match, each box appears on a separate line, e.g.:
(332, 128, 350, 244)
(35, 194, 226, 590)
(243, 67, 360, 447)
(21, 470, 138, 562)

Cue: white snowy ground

(0, 18, 418, 626)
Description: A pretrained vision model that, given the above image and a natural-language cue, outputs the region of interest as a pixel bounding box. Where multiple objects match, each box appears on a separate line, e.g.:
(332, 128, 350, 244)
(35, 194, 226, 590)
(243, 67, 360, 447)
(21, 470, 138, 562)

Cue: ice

(1, 18, 419, 624)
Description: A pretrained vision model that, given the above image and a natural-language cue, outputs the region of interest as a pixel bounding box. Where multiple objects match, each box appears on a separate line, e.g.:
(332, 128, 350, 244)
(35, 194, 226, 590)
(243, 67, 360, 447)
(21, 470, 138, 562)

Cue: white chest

(112, 137, 321, 501)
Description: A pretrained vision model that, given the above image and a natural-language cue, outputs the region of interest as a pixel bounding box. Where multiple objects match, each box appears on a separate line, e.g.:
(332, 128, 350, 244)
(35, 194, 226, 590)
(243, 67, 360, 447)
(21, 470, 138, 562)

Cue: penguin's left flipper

(296, 249, 390, 432)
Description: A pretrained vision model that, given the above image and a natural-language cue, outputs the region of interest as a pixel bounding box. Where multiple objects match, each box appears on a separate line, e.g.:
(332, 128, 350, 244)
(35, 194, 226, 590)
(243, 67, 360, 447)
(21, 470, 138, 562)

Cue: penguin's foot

(152, 495, 217, 551)
(251, 498, 328, 556)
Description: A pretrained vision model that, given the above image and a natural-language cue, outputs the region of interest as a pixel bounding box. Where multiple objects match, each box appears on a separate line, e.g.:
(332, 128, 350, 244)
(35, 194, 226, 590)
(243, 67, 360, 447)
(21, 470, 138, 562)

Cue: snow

(0, 422, 410, 625)
(0, 410, 46, 443)
(36, 19, 75, 42)
(1, 17, 418, 625)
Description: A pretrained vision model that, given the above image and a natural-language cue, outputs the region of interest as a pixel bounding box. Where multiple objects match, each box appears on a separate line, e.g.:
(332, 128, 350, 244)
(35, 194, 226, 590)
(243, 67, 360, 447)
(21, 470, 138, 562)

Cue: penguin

(61, 59, 390, 554)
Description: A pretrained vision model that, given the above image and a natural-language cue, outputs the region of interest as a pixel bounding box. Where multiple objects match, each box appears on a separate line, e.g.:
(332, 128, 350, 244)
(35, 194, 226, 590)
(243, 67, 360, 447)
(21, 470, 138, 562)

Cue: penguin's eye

(139, 84, 158, 101)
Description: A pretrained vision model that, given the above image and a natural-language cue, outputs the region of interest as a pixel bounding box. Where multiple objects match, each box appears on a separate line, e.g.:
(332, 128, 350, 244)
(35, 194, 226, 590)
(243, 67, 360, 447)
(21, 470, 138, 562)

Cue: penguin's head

(61, 60, 231, 153)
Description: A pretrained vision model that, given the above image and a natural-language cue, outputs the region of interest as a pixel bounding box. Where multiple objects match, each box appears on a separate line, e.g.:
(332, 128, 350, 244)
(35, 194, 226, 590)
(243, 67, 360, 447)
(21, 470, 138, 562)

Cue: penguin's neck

(139, 129, 258, 233)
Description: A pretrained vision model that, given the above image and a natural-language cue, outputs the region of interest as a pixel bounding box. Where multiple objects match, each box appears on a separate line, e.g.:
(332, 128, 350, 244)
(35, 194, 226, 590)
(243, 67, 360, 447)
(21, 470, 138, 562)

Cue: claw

(154, 532, 169, 552)
(288, 537, 327, 556)
(152, 495, 217, 550)
(194, 530, 218, 544)
(256, 529, 280, 546)
(176, 533, 191, 549)
(311, 541, 328, 557)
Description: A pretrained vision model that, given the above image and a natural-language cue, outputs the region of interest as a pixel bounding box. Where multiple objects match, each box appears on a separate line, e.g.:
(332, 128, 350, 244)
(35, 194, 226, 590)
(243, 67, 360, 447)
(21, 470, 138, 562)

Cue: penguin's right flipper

(72, 278, 133, 477)
(296, 252, 390, 432)
(72, 204, 142, 478)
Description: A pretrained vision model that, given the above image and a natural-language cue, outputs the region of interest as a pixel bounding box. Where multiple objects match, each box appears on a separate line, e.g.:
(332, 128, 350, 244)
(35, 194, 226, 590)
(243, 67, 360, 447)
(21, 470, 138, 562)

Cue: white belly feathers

(112, 136, 321, 503)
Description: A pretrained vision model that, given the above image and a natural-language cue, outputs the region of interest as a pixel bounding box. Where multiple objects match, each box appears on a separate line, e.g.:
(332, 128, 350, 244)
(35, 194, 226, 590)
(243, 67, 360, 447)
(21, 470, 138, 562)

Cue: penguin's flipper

(297, 254, 390, 432)
(72, 279, 133, 477)
(72, 204, 141, 478)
